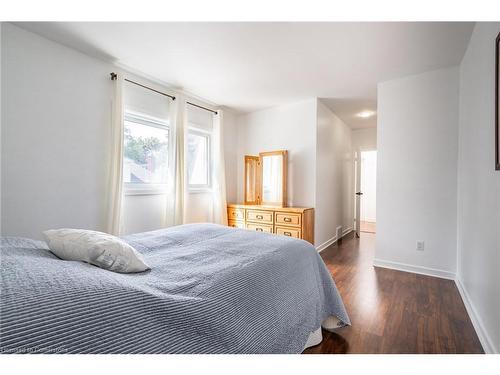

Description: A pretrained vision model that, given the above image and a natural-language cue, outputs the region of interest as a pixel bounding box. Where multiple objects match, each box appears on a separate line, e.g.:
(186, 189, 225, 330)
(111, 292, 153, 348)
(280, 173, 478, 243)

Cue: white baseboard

(373, 258, 455, 280)
(342, 227, 353, 236)
(316, 236, 337, 252)
(455, 277, 497, 354)
(316, 227, 353, 252)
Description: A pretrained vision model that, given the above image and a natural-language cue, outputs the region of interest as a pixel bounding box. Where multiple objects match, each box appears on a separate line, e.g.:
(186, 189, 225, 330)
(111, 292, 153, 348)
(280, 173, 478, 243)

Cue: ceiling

(16, 22, 474, 129)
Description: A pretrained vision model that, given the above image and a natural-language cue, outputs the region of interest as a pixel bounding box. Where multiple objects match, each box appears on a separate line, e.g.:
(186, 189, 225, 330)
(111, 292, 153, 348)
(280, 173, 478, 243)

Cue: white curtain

(211, 110, 228, 225)
(171, 103, 228, 226)
(107, 75, 124, 235)
(172, 95, 188, 225)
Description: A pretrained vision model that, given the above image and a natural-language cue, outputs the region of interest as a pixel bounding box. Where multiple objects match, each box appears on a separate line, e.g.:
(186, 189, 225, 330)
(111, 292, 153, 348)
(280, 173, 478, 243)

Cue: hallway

(304, 232, 483, 354)
(360, 220, 376, 233)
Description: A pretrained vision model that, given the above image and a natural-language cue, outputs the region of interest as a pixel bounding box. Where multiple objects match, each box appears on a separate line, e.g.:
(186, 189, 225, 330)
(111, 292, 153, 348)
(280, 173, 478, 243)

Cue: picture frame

(495, 32, 500, 170)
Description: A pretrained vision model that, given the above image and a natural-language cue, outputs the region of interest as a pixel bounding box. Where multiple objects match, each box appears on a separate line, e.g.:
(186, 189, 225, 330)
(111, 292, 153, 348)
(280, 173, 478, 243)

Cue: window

(187, 127, 211, 189)
(123, 112, 170, 193)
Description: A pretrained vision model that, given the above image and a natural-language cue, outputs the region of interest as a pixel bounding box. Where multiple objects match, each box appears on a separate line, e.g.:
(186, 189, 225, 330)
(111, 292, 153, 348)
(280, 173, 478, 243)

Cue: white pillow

(43, 229, 150, 273)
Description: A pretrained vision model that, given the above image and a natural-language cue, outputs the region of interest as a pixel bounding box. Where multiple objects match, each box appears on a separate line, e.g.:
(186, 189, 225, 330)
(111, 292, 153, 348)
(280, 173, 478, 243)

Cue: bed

(0, 223, 350, 354)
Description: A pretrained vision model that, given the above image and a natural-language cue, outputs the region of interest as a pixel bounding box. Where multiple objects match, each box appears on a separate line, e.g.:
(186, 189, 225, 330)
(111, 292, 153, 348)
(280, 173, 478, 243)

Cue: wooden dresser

(227, 204, 314, 244)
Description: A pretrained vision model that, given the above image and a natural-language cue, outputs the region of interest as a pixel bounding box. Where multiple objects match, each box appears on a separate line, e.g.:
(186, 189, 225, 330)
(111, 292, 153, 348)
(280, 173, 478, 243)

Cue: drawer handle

(284, 232, 292, 236)
(256, 228, 263, 232)
(284, 217, 292, 222)
(256, 215, 264, 219)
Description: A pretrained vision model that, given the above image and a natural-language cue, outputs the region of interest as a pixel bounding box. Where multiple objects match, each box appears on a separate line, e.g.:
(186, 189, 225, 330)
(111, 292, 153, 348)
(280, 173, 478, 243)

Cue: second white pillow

(43, 229, 150, 273)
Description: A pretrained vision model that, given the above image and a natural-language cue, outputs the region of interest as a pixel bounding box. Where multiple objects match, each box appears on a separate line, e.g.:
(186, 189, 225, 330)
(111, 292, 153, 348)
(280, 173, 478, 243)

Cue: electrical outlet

(416, 241, 425, 251)
(336, 226, 343, 240)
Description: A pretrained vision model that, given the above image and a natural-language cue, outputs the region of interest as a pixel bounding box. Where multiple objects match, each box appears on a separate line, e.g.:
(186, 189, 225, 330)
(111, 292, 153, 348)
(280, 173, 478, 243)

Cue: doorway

(360, 150, 377, 233)
(354, 149, 377, 236)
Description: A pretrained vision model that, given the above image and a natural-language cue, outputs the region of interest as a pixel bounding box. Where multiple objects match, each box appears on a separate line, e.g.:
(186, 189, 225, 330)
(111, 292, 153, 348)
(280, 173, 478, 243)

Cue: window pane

(123, 120, 169, 185)
(187, 132, 209, 186)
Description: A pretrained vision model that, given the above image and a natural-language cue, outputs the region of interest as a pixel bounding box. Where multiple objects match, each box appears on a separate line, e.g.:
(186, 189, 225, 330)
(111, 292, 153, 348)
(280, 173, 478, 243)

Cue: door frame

(354, 148, 378, 237)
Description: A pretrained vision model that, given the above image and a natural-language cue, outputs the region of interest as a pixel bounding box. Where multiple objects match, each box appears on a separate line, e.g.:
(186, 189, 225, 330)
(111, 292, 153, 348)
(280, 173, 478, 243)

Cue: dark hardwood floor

(304, 232, 484, 354)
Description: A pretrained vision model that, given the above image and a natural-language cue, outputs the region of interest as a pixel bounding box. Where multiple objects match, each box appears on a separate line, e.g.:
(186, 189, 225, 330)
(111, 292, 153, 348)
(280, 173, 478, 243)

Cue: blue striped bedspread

(0, 223, 350, 354)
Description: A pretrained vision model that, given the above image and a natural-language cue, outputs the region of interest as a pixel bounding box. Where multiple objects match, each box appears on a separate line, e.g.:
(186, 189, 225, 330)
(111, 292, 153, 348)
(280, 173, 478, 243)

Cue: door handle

(356, 192, 363, 196)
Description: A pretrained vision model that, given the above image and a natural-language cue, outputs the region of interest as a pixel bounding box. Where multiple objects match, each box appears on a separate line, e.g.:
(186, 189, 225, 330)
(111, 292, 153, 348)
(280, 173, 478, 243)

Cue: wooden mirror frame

(259, 150, 288, 207)
(244, 155, 261, 205)
(495, 31, 500, 170)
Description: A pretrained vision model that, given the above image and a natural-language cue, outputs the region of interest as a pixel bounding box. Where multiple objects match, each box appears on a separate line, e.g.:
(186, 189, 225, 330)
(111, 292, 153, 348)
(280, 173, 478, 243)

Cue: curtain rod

(110, 72, 175, 101)
(187, 101, 218, 115)
(110, 73, 218, 114)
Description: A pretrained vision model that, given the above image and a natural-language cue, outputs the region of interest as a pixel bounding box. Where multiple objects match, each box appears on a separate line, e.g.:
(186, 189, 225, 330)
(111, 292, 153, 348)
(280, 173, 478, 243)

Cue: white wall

(315, 99, 353, 249)
(1, 24, 172, 239)
(456, 22, 500, 354)
(1, 24, 113, 239)
(376, 67, 459, 277)
(122, 194, 167, 234)
(223, 109, 239, 203)
(1, 24, 234, 238)
(235, 99, 317, 207)
(352, 127, 377, 151)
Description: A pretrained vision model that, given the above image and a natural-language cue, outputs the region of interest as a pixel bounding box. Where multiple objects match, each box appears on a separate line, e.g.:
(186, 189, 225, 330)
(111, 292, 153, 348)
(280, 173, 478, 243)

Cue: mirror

(243, 150, 287, 207)
(244, 156, 260, 204)
(260, 151, 287, 206)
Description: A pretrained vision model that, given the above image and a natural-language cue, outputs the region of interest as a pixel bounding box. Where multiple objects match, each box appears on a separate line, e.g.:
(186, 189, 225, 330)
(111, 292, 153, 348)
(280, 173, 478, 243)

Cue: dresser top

(227, 203, 314, 213)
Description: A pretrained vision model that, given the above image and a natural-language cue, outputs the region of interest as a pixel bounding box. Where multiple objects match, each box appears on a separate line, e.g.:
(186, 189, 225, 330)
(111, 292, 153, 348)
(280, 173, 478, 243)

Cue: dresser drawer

(275, 226, 302, 239)
(228, 220, 245, 229)
(246, 209, 274, 224)
(228, 207, 245, 221)
(275, 212, 301, 227)
(246, 223, 273, 233)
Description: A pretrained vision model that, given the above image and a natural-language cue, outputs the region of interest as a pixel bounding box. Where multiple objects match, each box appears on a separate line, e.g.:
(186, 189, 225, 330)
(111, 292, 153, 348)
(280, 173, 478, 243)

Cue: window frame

(187, 125, 212, 192)
(123, 111, 171, 195)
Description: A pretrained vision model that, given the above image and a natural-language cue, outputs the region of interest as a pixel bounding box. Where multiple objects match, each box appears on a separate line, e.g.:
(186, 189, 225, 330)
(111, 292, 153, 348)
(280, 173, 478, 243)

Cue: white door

(354, 149, 363, 238)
